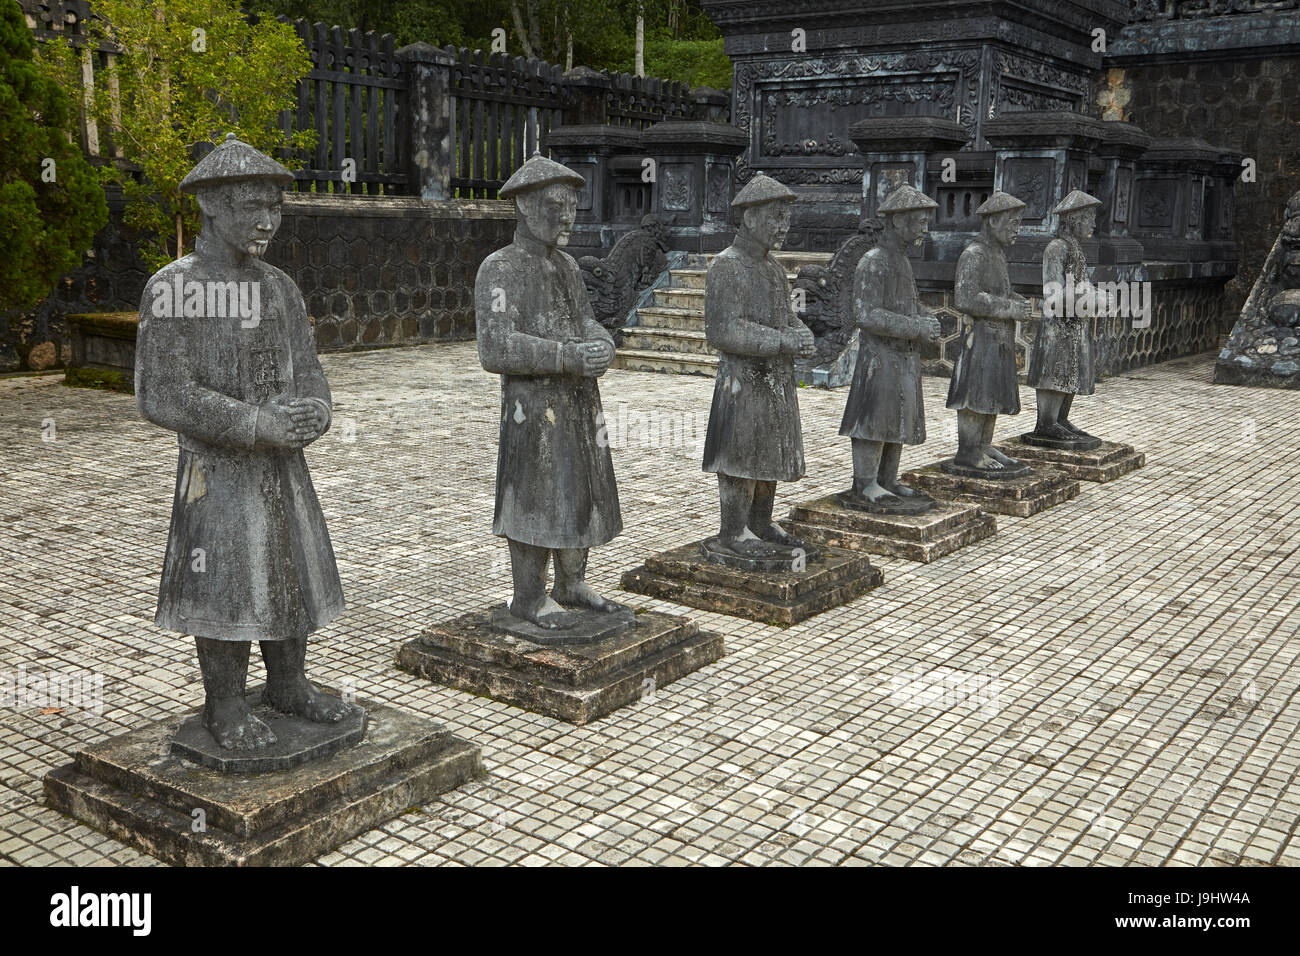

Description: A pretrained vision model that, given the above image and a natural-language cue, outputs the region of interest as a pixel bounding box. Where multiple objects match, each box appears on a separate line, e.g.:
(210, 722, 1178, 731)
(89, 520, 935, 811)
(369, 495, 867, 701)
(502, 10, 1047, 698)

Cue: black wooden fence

(23, 1, 729, 200)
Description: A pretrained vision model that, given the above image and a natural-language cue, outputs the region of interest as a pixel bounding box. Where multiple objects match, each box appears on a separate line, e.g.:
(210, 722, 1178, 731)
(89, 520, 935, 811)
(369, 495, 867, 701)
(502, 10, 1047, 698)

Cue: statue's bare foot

(264, 678, 354, 724)
(205, 697, 277, 750)
(513, 595, 579, 629)
(722, 535, 785, 558)
(987, 446, 1019, 467)
(884, 480, 924, 498)
(1034, 422, 1074, 442)
(840, 489, 900, 509)
(552, 581, 620, 613)
(756, 522, 809, 551)
(1060, 419, 1094, 439)
(954, 452, 1002, 470)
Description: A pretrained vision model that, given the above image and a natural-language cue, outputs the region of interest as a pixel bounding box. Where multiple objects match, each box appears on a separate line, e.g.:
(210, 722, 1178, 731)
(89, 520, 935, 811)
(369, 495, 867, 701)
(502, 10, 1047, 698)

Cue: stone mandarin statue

(134, 134, 353, 752)
(1026, 189, 1104, 448)
(474, 155, 623, 630)
(702, 173, 817, 562)
(838, 184, 941, 513)
(945, 190, 1033, 476)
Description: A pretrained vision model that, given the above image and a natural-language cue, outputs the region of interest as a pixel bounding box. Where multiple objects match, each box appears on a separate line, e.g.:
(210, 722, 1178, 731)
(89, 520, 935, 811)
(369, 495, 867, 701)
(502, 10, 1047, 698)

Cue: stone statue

(838, 184, 941, 513)
(134, 134, 354, 752)
(577, 214, 671, 336)
(791, 214, 884, 367)
(944, 190, 1033, 477)
(1215, 189, 1300, 386)
(702, 174, 817, 563)
(1026, 190, 1103, 448)
(474, 155, 623, 630)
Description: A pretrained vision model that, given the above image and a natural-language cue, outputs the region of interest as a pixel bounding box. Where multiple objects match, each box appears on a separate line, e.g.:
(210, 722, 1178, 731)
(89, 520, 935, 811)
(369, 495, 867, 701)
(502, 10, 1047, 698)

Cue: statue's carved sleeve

(475, 256, 564, 375)
(1042, 238, 1067, 292)
(134, 281, 259, 450)
(285, 277, 332, 433)
(855, 254, 930, 341)
(704, 257, 785, 357)
(955, 245, 1019, 321)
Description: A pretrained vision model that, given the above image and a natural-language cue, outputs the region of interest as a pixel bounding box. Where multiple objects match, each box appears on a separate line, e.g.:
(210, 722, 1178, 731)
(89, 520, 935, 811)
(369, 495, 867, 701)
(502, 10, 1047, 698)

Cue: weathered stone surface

(43, 695, 483, 867)
(699, 535, 824, 571)
(488, 603, 635, 645)
(397, 608, 722, 724)
(902, 461, 1080, 517)
(783, 495, 997, 564)
(170, 693, 368, 773)
(998, 437, 1146, 483)
(621, 542, 882, 625)
(1215, 189, 1300, 389)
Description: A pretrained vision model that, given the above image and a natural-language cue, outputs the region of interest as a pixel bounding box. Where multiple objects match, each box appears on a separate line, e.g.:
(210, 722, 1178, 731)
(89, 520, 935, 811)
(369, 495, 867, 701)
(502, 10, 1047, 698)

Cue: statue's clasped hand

(562, 338, 614, 377)
(257, 398, 326, 448)
(786, 324, 816, 359)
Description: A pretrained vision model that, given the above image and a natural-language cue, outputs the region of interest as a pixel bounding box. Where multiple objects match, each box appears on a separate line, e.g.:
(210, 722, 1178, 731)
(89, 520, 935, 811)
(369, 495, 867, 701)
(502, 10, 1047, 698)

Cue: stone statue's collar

(732, 230, 770, 260)
(512, 229, 558, 259)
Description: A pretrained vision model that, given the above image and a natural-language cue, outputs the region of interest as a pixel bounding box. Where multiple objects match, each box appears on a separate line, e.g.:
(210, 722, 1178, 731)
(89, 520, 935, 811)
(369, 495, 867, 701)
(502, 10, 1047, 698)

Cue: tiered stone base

(397, 606, 722, 725)
(620, 541, 882, 625)
(901, 460, 1081, 517)
(44, 692, 483, 867)
(782, 495, 997, 563)
(998, 437, 1146, 483)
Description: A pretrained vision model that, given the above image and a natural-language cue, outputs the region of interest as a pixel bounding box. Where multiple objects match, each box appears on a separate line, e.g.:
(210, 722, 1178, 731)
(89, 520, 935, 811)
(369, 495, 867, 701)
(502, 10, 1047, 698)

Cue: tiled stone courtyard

(2, 343, 1298, 866)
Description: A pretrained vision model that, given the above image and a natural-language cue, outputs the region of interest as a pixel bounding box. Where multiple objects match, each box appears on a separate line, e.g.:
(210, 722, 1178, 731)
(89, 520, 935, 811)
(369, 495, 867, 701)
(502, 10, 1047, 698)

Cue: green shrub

(0, 0, 108, 310)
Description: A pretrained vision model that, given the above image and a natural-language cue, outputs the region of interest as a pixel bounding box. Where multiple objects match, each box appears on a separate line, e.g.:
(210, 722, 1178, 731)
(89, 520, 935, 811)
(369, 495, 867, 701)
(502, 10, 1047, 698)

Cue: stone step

(621, 327, 714, 355)
(654, 287, 705, 309)
(614, 348, 719, 376)
(633, 306, 705, 331)
(670, 268, 802, 290)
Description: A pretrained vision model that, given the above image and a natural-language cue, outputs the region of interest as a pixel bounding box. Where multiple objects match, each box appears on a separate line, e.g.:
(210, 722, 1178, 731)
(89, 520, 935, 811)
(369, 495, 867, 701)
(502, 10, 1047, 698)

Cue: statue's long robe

(475, 232, 622, 549)
(946, 238, 1022, 416)
(839, 245, 927, 444)
(135, 248, 343, 642)
(1027, 235, 1096, 396)
(701, 233, 807, 482)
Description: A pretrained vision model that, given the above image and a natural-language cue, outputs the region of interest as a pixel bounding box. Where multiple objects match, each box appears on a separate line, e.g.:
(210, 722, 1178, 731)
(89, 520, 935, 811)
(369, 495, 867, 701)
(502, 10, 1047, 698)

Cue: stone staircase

(614, 250, 834, 376)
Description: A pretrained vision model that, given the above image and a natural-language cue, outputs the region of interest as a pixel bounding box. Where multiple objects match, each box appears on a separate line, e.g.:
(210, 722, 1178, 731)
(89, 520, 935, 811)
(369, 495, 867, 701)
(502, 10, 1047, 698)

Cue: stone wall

(265, 195, 514, 348)
(0, 194, 516, 374)
(1107, 12, 1300, 319)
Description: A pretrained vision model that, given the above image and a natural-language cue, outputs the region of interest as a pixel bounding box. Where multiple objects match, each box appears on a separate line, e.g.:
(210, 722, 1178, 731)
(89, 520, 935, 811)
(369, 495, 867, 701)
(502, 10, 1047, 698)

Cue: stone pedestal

(620, 541, 882, 625)
(901, 460, 1080, 517)
(998, 437, 1145, 483)
(43, 691, 483, 867)
(397, 607, 722, 725)
(782, 494, 996, 564)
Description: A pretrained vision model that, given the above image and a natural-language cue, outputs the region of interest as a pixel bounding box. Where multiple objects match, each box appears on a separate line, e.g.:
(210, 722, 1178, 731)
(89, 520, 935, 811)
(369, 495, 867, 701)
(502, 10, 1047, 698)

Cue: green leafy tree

(40, 0, 316, 271)
(0, 0, 107, 310)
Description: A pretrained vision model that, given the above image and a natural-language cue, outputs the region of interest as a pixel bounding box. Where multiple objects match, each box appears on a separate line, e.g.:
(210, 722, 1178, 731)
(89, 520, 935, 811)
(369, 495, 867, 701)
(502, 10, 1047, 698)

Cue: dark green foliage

(0, 0, 108, 310)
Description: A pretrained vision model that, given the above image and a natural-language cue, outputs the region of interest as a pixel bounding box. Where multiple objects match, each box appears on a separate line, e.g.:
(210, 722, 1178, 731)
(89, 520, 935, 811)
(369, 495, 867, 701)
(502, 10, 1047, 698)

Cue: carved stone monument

(398, 155, 721, 723)
(1215, 189, 1300, 389)
(999, 190, 1145, 482)
(44, 135, 482, 866)
(623, 176, 881, 622)
(902, 191, 1079, 516)
(784, 185, 996, 562)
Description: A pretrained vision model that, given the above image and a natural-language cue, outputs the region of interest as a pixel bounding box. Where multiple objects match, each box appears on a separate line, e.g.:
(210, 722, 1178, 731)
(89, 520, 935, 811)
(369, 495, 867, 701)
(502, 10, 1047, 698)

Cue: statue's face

(891, 209, 932, 246)
(517, 183, 578, 247)
(988, 210, 1023, 246)
(1064, 207, 1096, 239)
(198, 181, 282, 257)
(745, 201, 793, 251)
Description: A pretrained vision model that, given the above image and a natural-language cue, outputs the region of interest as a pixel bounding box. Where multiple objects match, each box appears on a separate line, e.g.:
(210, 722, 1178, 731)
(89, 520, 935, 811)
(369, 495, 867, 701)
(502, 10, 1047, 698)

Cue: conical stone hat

(498, 154, 586, 200)
(179, 133, 294, 193)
